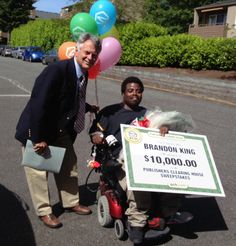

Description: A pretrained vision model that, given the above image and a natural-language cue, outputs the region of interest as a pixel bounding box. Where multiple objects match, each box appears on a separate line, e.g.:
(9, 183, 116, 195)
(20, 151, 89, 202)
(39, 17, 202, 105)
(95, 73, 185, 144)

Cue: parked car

(0, 45, 7, 56)
(11, 46, 27, 59)
(42, 48, 58, 65)
(22, 46, 44, 62)
(2, 46, 13, 57)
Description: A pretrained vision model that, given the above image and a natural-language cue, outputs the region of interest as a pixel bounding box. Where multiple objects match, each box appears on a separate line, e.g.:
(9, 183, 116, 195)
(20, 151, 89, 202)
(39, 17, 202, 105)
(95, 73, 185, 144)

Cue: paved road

(0, 56, 236, 246)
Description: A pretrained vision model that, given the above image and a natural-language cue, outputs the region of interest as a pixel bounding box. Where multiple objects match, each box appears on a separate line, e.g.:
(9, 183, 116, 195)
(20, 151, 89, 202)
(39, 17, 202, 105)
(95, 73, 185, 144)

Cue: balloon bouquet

(58, 0, 122, 81)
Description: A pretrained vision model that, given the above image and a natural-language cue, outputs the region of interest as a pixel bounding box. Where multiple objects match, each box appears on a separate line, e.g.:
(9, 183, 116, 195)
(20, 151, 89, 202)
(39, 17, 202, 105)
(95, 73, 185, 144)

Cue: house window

(217, 14, 226, 25)
(208, 13, 226, 25)
(209, 14, 217, 25)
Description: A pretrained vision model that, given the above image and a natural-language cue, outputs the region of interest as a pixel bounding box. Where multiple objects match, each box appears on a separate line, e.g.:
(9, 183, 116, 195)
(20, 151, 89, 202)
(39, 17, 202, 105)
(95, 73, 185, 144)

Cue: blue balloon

(90, 0, 117, 35)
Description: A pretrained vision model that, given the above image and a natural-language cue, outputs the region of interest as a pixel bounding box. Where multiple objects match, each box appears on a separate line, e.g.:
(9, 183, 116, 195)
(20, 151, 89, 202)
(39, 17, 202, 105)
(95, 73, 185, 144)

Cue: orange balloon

(58, 41, 76, 60)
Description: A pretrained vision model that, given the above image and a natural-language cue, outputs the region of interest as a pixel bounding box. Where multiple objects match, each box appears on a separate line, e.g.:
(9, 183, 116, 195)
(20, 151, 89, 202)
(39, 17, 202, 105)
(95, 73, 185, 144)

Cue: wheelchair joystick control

(94, 123, 121, 172)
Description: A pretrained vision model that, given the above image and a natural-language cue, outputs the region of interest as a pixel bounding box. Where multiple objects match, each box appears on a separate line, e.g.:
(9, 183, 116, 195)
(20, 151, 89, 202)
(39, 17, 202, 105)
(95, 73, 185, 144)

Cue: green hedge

(117, 22, 168, 46)
(11, 20, 236, 70)
(118, 29, 236, 71)
(11, 19, 71, 51)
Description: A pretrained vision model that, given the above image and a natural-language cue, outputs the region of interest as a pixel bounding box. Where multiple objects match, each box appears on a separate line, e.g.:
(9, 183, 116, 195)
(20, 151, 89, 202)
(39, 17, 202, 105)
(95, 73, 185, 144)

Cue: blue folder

(21, 140, 66, 173)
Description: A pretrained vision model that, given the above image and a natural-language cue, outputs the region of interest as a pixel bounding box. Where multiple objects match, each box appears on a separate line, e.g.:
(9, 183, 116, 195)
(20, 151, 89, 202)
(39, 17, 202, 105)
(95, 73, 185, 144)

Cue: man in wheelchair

(89, 76, 193, 244)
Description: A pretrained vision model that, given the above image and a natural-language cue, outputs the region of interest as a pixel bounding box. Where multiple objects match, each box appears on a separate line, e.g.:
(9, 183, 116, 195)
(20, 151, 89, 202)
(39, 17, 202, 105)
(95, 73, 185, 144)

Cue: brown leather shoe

(67, 204, 92, 215)
(40, 214, 62, 228)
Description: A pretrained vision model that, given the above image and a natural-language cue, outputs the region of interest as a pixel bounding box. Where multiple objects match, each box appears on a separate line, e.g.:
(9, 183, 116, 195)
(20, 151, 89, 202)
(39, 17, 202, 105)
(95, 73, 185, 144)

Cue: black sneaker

(166, 211, 194, 225)
(145, 226, 170, 241)
(129, 225, 145, 244)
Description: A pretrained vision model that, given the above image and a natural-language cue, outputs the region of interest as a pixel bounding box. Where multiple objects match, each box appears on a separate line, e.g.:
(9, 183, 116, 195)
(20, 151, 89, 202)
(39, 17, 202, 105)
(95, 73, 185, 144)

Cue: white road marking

(0, 94, 30, 97)
(0, 75, 31, 94)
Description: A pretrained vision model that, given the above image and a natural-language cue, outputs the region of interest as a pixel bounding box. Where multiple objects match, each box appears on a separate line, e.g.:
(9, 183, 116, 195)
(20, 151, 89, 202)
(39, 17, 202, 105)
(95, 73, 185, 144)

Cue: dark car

(12, 46, 27, 59)
(42, 48, 58, 65)
(22, 46, 44, 62)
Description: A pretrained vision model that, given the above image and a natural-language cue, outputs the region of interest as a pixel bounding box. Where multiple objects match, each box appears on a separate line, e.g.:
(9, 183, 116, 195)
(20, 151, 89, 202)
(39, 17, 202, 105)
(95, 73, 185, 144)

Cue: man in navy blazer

(15, 33, 102, 228)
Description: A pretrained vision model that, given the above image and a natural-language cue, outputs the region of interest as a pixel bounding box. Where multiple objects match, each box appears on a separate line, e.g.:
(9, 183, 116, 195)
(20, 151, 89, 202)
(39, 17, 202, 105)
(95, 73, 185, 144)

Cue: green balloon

(70, 12, 98, 41)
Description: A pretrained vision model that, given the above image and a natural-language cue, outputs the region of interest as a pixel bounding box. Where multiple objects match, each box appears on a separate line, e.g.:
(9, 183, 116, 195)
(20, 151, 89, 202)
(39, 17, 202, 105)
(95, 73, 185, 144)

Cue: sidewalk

(99, 66, 236, 106)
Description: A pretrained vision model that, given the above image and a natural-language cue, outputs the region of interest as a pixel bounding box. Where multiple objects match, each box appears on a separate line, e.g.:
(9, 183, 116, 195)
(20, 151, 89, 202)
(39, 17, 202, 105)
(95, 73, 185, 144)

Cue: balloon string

(86, 78, 99, 134)
(95, 78, 99, 106)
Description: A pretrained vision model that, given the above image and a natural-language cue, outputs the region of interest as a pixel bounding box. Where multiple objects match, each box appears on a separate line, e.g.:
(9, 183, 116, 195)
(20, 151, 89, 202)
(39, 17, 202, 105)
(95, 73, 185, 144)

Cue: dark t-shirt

(89, 103, 146, 158)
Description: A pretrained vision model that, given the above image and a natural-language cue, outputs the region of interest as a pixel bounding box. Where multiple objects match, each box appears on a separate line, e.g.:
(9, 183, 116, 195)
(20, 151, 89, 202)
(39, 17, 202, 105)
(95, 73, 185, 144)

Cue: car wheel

(42, 58, 46, 65)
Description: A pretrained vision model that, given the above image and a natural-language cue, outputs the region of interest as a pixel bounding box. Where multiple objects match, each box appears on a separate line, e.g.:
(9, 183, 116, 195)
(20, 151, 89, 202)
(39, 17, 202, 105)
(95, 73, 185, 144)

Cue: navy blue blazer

(15, 58, 89, 145)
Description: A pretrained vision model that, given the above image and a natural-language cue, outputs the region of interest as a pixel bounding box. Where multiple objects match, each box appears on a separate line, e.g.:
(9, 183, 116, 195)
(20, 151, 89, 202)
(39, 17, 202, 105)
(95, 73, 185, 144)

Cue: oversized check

(120, 124, 225, 197)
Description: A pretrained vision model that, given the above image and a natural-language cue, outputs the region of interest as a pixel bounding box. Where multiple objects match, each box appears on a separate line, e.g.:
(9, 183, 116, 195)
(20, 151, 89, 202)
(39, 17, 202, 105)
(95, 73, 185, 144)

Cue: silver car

(2, 46, 13, 57)
(11, 46, 27, 59)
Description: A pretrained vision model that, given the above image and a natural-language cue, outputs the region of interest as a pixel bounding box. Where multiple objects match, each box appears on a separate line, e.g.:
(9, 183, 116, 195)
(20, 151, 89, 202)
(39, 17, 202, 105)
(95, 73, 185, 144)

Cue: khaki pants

(23, 133, 79, 216)
(116, 166, 150, 228)
(116, 160, 182, 227)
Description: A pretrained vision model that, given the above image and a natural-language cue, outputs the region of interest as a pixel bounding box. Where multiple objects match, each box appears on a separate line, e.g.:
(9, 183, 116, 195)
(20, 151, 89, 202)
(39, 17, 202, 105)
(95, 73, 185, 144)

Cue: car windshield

(31, 47, 42, 52)
(51, 49, 57, 55)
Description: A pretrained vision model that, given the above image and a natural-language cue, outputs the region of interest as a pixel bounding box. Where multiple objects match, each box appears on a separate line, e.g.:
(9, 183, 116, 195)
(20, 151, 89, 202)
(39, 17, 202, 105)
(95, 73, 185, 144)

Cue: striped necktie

(74, 75, 87, 133)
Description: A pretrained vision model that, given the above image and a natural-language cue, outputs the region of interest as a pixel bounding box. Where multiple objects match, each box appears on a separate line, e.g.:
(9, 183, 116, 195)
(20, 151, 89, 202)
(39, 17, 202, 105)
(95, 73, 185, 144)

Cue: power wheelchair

(86, 139, 171, 242)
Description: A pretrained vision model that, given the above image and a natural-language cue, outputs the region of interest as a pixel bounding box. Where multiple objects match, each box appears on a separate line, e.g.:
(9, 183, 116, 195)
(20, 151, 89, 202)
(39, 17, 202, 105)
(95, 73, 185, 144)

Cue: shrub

(11, 19, 71, 51)
(118, 22, 168, 46)
(10, 19, 236, 70)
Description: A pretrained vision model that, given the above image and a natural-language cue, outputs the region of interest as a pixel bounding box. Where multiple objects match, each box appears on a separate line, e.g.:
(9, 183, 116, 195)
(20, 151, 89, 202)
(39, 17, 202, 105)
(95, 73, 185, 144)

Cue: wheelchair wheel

(97, 195, 113, 227)
(114, 219, 125, 240)
(96, 189, 101, 200)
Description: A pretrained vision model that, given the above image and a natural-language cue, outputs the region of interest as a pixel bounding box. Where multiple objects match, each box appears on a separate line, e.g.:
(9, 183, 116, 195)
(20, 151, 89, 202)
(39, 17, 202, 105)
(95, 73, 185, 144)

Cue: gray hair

(76, 33, 102, 53)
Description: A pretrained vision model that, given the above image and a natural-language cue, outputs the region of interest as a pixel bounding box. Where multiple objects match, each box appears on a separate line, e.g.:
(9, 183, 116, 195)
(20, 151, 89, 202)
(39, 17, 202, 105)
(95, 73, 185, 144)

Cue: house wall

(29, 9, 36, 19)
(193, 9, 199, 25)
(189, 4, 236, 38)
(189, 25, 227, 38)
(226, 6, 236, 37)
(60, 5, 75, 19)
(60, 11, 73, 19)
(0, 31, 8, 44)
(0, 31, 8, 38)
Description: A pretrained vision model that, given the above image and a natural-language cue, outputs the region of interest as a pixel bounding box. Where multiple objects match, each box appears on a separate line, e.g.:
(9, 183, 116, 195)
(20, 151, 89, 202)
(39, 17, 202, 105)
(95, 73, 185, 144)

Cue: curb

(99, 66, 236, 106)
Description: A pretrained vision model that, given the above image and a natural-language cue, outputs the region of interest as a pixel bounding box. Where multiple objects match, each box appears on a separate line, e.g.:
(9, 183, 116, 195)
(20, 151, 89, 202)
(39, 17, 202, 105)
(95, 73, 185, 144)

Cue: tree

(0, 0, 36, 33)
(68, 0, 146, 23)
(68, 0, 219, 33)
(64, 0, 94, 17)
(144, 0, 219, 34)
(112, 0, 146, 23)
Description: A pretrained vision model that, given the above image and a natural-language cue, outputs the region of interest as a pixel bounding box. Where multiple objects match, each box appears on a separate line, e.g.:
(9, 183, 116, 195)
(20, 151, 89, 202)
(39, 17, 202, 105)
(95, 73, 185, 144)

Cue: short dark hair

(121, 76, 144, 94)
